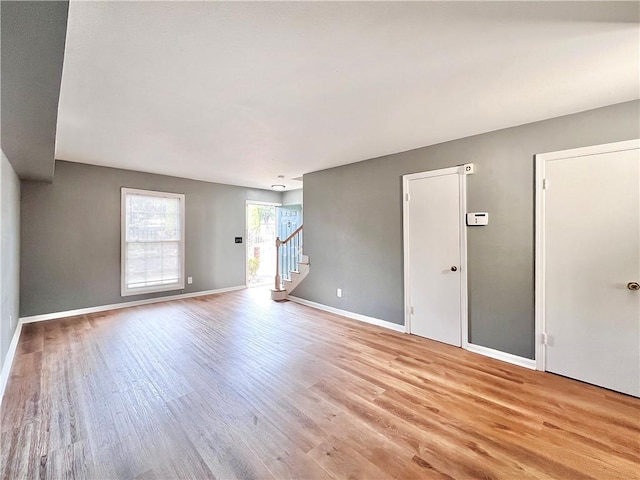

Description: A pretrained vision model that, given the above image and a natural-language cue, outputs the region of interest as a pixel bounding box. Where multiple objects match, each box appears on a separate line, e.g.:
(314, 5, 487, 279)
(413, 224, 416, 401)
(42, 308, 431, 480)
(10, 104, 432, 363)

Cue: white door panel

(407, 173, 462, 346)
(545, 148, 640, 397)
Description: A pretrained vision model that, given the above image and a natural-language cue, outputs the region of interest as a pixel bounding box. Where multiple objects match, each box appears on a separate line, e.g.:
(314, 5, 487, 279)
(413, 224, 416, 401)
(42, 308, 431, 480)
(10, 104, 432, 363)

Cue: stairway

(270, 226, 309, 301)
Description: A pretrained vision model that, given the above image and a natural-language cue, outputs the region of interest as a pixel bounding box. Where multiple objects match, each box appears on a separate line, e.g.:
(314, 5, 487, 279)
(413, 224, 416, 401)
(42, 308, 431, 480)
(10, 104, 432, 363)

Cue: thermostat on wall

(466, 212, 489, 226)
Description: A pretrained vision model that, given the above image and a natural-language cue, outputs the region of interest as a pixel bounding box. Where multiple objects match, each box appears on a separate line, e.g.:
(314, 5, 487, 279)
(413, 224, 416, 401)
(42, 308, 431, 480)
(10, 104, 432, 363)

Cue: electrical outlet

(336, 288, 342, 298)
(187, 277, 193, 285)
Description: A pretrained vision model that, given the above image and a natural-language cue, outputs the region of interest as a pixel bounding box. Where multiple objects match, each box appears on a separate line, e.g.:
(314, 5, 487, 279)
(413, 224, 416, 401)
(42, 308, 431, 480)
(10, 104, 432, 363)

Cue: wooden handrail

(277, 224, 303, 247)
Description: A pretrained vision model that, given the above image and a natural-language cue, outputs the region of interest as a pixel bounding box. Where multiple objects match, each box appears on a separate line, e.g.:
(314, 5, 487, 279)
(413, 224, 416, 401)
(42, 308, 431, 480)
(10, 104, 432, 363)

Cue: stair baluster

(272, 225, 306, 300)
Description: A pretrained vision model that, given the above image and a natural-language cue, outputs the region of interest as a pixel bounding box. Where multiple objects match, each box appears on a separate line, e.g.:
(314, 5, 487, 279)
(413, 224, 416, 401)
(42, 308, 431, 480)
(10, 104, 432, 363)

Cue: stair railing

(274, 224, 303, 290)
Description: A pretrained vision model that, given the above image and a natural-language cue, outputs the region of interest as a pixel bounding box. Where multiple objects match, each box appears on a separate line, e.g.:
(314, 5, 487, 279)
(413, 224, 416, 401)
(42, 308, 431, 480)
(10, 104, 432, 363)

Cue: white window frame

(121, 187, 186, 296)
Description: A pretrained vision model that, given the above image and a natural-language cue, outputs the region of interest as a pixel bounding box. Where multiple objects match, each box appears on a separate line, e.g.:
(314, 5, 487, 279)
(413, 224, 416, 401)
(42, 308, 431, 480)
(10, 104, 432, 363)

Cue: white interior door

(405, 170, 463, 346)
(544, 145, 640, 397)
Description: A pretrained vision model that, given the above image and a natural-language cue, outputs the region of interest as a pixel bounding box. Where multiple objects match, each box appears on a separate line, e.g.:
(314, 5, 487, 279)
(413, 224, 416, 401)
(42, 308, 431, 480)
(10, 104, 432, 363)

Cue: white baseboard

(465, 343, 536, 370)
(0, 320, 23, 406)
(287, 296, 406, 333)
(20, 286, 246, 324)
(287, 296, 534, 369)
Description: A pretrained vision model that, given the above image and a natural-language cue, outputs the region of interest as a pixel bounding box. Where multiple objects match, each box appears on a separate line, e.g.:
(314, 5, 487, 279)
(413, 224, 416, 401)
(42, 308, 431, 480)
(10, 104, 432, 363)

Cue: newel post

(275, 237, 282, 290)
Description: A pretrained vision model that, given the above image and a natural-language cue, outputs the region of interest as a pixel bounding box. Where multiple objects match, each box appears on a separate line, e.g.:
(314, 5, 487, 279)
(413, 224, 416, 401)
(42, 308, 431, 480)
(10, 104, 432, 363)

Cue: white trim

(245, 200, 282, 207)
(402, 164, 472, 344)
(287, 296, 406, 333)
(20, 286, 245, 324)
(466, 343, 536, 370)
(536, 139, 640, 162)
(0, 320, 23, 406)
(402, 164, 471, 182)
(534, 139, 640, 371)
(121, 187, 186, 297)
(459, 171, 469, 348)
(535, 144, 546, 371)
(403, 175, 410, 334)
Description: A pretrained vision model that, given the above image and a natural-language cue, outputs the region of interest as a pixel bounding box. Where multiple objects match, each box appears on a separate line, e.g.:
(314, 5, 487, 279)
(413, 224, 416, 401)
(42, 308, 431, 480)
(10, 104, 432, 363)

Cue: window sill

(121, 282, 185, 297)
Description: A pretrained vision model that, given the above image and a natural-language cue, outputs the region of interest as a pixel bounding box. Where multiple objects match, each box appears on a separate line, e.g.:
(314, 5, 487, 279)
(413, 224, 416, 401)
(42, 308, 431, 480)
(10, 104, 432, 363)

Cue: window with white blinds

(121, 188, 185, 296)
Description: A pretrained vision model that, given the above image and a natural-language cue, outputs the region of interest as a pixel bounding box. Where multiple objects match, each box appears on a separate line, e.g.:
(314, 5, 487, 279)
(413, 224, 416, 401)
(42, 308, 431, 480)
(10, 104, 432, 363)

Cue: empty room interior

(1, 1, 640, 479)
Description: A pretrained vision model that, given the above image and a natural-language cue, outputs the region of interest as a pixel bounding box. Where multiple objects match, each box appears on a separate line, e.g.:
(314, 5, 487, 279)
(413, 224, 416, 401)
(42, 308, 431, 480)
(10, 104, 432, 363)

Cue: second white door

(543, 143, 640, 397)
(405, 170, 463, 346)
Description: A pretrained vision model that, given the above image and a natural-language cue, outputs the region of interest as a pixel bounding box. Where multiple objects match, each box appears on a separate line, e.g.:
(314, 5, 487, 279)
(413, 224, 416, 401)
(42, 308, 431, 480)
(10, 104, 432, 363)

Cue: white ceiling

(56, 1, 640, 190)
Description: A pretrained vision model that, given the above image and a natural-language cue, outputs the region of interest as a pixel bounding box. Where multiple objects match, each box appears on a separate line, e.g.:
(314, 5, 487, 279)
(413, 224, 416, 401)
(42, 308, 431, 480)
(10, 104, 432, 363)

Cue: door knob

(628, 282, 640, 291)
(451, 266, 458, 272)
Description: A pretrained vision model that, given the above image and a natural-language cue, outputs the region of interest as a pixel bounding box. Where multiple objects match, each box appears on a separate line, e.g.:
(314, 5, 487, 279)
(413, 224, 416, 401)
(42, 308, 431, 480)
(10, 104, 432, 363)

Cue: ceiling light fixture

(271, 175, 286, 191)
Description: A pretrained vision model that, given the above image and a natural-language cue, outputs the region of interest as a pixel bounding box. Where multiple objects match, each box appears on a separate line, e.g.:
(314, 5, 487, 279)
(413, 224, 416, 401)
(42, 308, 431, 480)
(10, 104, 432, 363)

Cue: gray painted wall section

(1, 1, 69, 181)
(294, 100, 640, 359)
(1, 151, 20, 369)
(21, 161, 281, 317)
(282, 189, 303, 206)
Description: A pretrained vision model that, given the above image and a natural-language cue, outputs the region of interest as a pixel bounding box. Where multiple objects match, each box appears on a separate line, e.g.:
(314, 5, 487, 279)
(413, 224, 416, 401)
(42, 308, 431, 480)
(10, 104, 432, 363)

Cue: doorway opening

(246, 202, 279, 287)
(277, 204, 303, 278)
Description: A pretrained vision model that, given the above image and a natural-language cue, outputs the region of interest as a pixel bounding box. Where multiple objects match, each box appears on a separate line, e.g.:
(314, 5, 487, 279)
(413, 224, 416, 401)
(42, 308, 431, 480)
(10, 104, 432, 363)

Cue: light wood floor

(2, 288, 639, 479)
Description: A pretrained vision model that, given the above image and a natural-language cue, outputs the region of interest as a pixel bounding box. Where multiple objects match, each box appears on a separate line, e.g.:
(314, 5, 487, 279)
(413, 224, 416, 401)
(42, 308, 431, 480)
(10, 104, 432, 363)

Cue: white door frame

(403, 164, 473, 346)
(534, 139, 640, 371)
(245, 200, 281, 287)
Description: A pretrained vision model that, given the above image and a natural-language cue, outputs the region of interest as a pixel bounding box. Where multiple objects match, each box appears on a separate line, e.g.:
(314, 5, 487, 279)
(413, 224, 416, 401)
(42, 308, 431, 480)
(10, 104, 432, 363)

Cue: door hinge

(409, 305, 414, 315)
(542, 333, 548, 345)
(543, 178, 547, 190)
(405, 193, 410, 202)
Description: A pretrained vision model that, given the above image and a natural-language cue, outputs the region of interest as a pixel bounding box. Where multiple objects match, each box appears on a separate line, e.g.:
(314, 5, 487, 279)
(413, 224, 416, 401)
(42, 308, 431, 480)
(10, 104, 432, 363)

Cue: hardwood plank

(42, 441, 89, 480)
(167, 391, 274, 479)
(308, 435, 390, 480)
(2, 287, 638, 479)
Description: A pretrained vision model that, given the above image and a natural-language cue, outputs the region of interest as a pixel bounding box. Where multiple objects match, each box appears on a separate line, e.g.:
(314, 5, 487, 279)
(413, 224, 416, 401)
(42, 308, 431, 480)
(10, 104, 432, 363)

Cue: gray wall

(21, 161, 281, 317)
(1, 151, 21, 369)
(1, 1, 69, 182)
(294, 100, 640, 359)
(282, 189, 303, 206)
